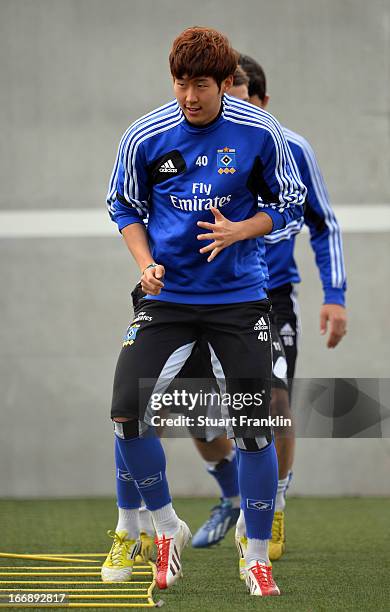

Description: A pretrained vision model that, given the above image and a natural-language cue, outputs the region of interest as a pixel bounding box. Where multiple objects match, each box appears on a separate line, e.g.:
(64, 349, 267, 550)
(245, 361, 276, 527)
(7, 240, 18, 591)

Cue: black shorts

(132, 283, 288, 391)
(269, 283, 300, 395)
(112, 292, 273, 448)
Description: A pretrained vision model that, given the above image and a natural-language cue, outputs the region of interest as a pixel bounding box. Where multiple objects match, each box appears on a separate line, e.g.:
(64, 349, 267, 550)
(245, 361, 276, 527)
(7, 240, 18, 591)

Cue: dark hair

(233, 65, 249, 88)
(238, 53, 267, 100)
(169, 27, 238, 88)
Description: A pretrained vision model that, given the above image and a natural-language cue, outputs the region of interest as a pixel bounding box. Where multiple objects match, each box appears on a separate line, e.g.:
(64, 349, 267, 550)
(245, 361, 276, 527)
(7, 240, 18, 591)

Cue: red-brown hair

(169, 27, 238, 88)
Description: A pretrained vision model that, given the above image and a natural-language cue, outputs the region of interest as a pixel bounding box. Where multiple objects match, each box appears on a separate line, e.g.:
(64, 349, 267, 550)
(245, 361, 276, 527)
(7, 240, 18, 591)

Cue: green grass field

(0, 497, 389, 611)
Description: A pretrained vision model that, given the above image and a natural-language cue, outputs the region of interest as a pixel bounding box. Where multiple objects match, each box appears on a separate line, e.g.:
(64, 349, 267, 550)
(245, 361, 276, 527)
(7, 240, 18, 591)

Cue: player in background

(191, 57, 347, 566)
(102, 27, 306, 597)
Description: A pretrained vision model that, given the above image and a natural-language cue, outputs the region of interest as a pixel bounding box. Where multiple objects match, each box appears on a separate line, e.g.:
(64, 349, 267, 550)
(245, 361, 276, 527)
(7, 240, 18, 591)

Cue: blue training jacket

(107, 95, 306, 305)
(264, 128, 347, 306)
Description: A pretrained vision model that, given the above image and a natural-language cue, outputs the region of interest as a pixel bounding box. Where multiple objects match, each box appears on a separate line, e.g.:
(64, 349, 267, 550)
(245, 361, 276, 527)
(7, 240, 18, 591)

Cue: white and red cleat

(155, 520, 191, 589)
(245, 561, 281, 596)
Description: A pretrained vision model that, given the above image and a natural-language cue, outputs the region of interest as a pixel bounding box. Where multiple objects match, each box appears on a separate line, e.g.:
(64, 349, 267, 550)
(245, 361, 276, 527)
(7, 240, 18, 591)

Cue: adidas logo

(159, 159, 178, 173)
(254, 317, 268, 331)
(280, 323, 294, 336)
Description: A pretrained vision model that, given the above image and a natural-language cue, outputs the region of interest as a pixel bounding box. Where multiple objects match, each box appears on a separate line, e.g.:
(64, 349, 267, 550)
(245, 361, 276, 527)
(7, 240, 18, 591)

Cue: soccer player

(191, 56, 347, 566)
(102, 27, 306, 597)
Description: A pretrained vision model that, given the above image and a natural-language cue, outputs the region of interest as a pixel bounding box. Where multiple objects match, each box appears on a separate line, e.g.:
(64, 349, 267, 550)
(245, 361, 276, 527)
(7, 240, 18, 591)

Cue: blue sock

(237, 441, 278, 540)
(207, 451, 239, 499)
(115, 436, 142, 509)
(115, 435, 171, 511)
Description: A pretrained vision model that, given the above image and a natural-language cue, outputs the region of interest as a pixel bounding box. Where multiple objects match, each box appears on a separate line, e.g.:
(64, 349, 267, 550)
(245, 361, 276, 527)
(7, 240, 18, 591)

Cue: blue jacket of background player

(263, 127, 347, 306)
(107, 95, 306, 305)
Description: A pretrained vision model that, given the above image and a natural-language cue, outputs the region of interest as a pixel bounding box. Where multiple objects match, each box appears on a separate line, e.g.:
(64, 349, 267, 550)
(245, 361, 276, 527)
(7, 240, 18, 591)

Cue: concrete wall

(0, 0, 389, 497)
(1, 231, 389, 498)
(0, 0, 389, 209)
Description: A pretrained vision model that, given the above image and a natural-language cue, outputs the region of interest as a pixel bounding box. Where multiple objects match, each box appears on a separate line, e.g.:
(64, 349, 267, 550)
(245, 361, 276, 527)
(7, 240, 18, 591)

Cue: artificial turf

(0, 497, 389, 611)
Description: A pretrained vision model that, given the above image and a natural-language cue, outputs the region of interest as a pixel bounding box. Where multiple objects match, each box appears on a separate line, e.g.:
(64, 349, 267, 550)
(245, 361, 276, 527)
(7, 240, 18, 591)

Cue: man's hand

(197, 207, 245, 262)
(141, 264, 165, 296)
(320, 304, 347, 348)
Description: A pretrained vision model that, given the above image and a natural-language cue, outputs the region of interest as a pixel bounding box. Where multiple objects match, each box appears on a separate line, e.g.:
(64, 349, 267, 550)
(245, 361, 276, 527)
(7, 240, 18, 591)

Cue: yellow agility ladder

(0, 552, 158, 608)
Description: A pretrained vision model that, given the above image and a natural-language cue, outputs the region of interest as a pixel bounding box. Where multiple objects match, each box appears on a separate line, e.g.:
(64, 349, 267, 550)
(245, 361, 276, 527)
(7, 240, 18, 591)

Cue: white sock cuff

(118, 506, 139, 516)
(151, 503, 180, 537)
(152, 503, 176, 522)
(139, 506, 155, 536)
(245, 538, 269, 566)
(116, 507, 140, 540)
(277, 475, 290, 491)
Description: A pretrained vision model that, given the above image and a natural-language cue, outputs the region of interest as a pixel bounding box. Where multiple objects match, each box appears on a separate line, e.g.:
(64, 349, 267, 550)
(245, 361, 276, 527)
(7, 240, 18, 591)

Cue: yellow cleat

(135, 532, 155, 563)
(101, 530, 141, 582)
(269, 511, 285, 561)
(235, 533, 248, 581)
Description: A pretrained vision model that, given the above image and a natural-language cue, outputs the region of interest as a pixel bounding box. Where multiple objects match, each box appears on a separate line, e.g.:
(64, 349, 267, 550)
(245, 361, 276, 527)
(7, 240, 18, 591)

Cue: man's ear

(262, 94, 270, 109)
(221, 75, 234, 93)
